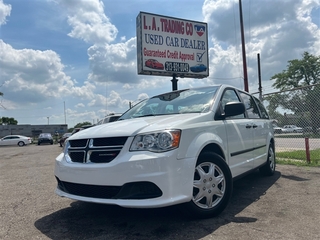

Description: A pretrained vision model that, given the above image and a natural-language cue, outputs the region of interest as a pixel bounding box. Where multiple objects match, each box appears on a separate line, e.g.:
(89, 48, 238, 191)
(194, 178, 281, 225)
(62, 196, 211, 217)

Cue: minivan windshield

(119, 86, 219, 120)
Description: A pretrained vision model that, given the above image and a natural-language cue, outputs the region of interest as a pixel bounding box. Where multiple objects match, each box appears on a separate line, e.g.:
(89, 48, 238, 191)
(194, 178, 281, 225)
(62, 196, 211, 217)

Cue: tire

(180, 152, 233, 219)
(259, 143, 276, 176)
(18, 141, 25, 147)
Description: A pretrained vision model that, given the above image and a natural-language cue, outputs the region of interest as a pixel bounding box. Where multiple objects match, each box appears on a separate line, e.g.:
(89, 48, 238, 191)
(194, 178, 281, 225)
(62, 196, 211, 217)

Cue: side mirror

(215, 102, 245, 120)
(224, 102, 245, 117)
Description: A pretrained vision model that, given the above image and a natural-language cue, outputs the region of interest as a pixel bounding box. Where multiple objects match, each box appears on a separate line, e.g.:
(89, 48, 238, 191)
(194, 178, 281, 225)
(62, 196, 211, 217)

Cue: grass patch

(276, 148, 320, 167)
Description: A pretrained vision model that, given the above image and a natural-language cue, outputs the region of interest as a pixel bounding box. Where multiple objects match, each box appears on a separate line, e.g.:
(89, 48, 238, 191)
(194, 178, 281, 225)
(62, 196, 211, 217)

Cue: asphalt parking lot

(1, 144, 320, 240)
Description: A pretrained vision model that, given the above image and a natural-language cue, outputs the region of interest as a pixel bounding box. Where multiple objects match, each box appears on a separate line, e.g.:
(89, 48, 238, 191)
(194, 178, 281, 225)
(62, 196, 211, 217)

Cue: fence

(254, 84, 320, 164)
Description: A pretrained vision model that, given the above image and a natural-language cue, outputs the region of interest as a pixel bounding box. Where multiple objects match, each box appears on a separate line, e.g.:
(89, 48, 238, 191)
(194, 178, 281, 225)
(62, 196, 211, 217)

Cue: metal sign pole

(171, 74, 178, 91)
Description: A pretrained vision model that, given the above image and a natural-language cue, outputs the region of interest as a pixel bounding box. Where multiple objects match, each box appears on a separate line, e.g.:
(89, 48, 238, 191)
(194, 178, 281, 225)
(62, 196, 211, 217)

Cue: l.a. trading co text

(142, 15, 206, 62)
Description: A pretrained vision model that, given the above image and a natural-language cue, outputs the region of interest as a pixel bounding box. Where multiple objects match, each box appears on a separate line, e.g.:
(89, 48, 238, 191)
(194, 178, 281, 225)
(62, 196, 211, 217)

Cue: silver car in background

(0, 135, 32, 147)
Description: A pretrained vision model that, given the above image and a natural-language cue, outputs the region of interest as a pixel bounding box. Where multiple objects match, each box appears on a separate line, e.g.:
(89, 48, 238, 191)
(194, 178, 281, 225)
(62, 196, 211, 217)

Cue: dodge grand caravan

(55, 85, 275, 218)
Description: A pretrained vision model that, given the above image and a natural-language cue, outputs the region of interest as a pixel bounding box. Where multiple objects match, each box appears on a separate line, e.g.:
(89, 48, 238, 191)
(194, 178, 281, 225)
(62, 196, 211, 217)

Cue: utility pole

(64, 101, 66, 124)
(239, 0, 249, 92)
(257, 53, 262, 101)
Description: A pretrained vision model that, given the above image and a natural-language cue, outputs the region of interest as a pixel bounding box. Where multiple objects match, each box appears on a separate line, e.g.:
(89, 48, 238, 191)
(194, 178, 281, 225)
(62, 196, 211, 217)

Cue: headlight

(130, 130, 181, 152)
(63, 140, 72, 162)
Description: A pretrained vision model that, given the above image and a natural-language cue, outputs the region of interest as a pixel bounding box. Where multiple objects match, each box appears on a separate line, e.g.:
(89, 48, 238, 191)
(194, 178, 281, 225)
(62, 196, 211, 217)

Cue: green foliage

(73, 122, 92, 128)
(0, 117, 18, 125)
(271, 52, 320, 89)
(266, 52, 320, 130)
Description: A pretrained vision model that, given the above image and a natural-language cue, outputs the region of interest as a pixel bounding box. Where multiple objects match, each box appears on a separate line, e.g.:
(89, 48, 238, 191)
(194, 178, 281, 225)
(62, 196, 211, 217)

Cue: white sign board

(137, 12, 209, 78)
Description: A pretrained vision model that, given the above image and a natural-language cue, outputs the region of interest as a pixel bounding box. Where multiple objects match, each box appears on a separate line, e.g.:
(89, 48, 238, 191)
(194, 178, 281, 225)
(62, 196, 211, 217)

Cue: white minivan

(55, 85, 275, 218)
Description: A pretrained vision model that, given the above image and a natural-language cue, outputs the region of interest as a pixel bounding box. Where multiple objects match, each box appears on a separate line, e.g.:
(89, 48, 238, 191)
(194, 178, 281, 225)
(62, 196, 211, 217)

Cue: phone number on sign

(165, 62, 189, 72)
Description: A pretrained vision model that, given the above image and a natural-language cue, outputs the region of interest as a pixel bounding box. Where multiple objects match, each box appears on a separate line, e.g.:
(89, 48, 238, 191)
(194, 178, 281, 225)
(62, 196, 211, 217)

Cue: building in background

(0, 124, 68, 138)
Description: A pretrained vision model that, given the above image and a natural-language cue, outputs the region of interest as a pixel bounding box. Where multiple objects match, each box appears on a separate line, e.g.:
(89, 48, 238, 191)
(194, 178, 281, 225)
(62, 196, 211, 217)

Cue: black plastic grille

(93, 137, 127, 146)
(89, 150, 119, 163)
(67, 137, 128, 164)
(56, 177, 162, 199)
(57, 178, 121, 198)
(70, 139, 88, 147)
(69, 151, 85, 163)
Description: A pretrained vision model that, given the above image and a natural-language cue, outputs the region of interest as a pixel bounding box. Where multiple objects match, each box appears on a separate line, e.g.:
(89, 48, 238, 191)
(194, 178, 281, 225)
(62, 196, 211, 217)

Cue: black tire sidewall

(259, 143, 276, 176)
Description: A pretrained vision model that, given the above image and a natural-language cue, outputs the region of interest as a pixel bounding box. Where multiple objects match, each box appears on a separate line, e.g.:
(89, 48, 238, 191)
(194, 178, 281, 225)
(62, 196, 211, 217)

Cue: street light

(47, 117, 49, 125)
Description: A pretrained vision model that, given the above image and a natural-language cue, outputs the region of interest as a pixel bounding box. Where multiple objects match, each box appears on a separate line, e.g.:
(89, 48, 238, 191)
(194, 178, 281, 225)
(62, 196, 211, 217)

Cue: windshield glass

(119, 86, 219, 120)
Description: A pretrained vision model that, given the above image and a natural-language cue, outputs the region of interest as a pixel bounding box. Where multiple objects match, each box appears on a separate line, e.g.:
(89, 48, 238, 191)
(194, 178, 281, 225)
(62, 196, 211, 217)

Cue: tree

(266, 52, 320, 132)
(68, 121, 93, 132)
(74, 122, 92, 128)
(0, 117, 18, 125)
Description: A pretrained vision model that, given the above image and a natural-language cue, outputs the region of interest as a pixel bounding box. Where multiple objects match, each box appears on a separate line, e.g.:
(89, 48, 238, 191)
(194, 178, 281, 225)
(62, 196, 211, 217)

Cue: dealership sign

(136, 12, 209, 78)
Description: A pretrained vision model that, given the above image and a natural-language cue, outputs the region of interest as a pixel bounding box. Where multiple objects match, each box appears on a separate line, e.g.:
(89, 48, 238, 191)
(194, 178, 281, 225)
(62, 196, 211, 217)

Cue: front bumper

(54, 149, 196, 208)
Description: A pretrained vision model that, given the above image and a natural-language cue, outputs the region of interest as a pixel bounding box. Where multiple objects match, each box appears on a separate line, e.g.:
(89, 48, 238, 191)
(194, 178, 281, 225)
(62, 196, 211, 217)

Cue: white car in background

(0, 135, 32, 146)
(55, 85, 275, 218)
(273, 124, 287, 134)
(283, 125, 303, 133)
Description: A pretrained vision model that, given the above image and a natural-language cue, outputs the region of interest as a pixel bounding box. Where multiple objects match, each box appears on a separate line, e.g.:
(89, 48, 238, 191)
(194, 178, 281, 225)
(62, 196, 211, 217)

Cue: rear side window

(253, 96, 269, 119)
(239, 92, 260, 119)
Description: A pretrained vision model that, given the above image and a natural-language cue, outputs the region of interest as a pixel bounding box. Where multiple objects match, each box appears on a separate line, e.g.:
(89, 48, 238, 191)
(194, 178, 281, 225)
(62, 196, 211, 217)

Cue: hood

(69, 113, 211, 140)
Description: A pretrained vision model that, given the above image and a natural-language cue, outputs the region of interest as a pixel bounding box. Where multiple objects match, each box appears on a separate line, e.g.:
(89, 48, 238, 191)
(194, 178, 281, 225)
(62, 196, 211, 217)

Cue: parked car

(145, 59, 164, 70)
(96, 114, 121, 125)
(38, 133, 53, 145)
(55, 85, 275, 218)
(190, 64, 207, 72)
(283, 125, 303, 133)
(0, 135, 32, 147)
(58, 133, 72, 147)
(273, 124, 287, 134)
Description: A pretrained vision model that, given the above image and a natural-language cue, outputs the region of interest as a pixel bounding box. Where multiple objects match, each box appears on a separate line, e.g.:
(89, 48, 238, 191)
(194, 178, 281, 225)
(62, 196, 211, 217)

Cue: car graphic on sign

(145, 59, 164, 70)
(190, 64, 207, 73)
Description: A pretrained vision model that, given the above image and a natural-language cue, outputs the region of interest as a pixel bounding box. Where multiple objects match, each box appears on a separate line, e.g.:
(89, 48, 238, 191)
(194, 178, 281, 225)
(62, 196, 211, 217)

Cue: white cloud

(87, 37, 137, 83)
(0, 0, 11, 25)
(0, 40, 72, 102)
(75, 103, 85, 108)
(202, 0, 320, 89)
(59, 0, 118, 44)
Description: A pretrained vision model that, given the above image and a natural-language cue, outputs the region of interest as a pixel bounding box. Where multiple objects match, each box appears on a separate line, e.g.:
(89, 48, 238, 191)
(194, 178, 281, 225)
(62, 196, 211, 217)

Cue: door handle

(246, 125, 252, 129)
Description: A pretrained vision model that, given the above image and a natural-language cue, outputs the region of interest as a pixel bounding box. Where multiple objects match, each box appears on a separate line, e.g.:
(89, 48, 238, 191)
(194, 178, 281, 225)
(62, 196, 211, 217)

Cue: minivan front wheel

(182, 152, 233, 218)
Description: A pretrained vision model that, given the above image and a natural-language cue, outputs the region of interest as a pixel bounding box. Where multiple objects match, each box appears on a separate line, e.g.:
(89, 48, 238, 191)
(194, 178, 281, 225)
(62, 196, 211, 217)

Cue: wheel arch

(200, 143, 226, 162)
(177, 132, 227, 164)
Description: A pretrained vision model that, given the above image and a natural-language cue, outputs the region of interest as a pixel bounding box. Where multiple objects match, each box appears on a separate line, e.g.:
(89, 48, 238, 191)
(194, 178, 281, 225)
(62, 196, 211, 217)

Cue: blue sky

(0, 0, 319, 128)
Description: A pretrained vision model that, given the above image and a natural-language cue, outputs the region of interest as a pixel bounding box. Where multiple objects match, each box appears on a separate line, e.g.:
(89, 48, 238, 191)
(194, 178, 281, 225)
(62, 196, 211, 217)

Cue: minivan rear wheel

(181, 152, 233, 218)
(259, 143, 275, 176)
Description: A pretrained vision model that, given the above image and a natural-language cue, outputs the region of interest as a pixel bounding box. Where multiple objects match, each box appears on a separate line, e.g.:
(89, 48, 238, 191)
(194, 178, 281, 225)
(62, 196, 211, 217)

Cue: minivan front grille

(67, 137, 128, 164)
